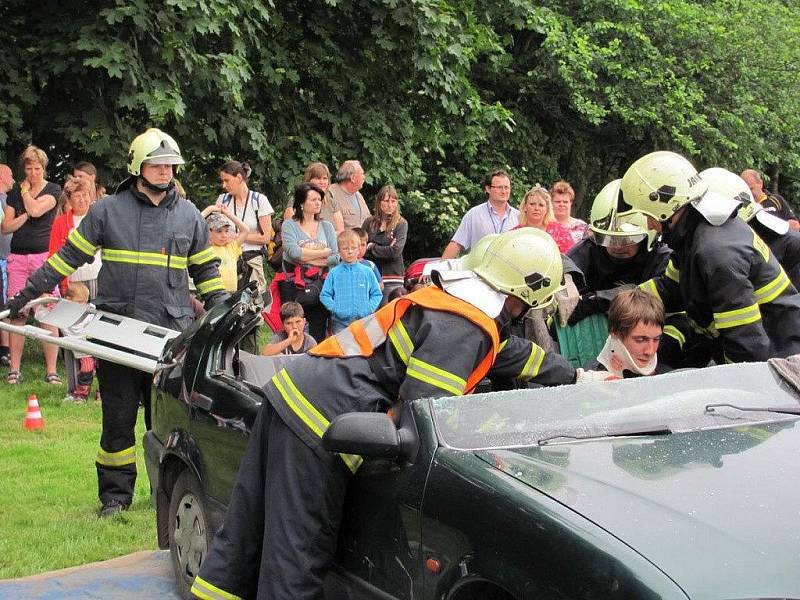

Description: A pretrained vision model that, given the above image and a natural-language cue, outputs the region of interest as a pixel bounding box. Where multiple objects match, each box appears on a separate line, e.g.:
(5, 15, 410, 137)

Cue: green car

(145, 293, 800, 599)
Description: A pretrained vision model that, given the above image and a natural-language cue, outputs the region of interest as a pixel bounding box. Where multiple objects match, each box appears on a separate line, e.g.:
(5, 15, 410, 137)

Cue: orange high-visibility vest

(310, 286, 501, 394)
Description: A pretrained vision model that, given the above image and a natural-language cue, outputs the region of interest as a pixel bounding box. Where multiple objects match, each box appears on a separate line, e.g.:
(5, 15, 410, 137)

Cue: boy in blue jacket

(321, 229, 382, 333)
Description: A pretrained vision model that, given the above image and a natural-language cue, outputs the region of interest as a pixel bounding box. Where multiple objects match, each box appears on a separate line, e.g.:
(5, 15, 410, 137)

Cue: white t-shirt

(216, 191, 275, 252)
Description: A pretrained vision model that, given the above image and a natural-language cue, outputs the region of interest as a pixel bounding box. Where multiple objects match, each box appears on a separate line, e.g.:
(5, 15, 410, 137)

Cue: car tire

(168, 469, 213, 600)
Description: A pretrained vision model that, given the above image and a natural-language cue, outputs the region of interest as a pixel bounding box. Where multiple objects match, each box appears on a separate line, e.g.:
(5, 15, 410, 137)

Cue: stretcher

(0, 297, 180, 374)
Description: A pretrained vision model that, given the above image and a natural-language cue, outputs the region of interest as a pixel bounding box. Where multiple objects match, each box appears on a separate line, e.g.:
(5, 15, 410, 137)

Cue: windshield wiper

(705, 402, 800, 416)
(537, 423, 672, 446)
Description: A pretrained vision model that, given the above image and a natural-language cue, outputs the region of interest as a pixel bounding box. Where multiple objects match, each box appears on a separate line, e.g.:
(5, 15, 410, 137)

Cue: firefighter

(192, 229, 609, 600)
(618, 150, 800, 363)
(6, 128, 228, 517)
(566, 180, 698, 366)
(701, 167, 800, 290)
(567, 179, 671, 323)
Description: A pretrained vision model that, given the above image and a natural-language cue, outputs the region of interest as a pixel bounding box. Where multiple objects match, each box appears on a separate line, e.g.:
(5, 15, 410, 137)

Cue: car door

(187, 307, 263, 509)
(331, 404, 438, 599)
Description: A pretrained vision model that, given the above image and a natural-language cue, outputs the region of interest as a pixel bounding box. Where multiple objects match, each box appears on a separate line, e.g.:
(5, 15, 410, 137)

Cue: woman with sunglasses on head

(216, 161, 274, 300)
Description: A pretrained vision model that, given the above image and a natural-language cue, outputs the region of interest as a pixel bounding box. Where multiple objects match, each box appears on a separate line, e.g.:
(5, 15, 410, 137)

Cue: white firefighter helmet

(701, 167, 789, 235)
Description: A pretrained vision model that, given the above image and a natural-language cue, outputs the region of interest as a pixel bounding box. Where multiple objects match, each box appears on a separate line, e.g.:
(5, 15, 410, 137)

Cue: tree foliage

(2, 0, 799, 258)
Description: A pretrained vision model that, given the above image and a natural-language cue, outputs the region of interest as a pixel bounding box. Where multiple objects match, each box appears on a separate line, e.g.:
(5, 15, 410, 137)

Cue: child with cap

(201, 205, 250, 292)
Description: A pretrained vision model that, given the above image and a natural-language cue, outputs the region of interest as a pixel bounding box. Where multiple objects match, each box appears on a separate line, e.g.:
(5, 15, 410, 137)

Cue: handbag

(293, 264, 327, 306)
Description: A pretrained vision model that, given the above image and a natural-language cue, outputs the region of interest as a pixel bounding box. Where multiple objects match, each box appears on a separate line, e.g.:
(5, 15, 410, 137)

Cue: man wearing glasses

(442, 168, 520, 258)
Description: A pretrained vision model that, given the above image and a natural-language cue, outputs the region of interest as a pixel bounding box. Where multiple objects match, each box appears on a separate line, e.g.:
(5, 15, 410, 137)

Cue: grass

(0, 338, 156, 579)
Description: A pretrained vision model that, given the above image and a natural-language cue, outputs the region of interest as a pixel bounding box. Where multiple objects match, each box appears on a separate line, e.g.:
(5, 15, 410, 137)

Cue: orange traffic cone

(24, 394, 44, 431)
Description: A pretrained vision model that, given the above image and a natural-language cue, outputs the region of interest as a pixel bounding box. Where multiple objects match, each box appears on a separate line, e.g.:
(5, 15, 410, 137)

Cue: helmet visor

(592, 231, 646, 248)
(142, 155, 184, 166)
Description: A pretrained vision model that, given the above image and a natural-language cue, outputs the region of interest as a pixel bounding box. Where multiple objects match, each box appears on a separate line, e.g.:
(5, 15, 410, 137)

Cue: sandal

(7, 370, 22, 385)
(44, 372, 63, 385)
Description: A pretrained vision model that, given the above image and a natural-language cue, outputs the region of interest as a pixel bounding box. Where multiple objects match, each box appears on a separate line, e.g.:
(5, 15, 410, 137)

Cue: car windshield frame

(429, 362, 800, 451)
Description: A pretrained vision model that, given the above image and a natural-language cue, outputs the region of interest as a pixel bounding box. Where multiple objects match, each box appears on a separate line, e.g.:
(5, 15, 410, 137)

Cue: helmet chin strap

(140, 176, 174, 193)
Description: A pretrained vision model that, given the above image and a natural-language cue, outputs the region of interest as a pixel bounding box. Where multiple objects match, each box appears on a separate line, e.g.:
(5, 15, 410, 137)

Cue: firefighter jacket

(265, 285, 577, 472)
(24, 181, 226, 330)
(568, 237, 671, 299)
(639, 205, 800, 363)
(750, 221, 800, 291)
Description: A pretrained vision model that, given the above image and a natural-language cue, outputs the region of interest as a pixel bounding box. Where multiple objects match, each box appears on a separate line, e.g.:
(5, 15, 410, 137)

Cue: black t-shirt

(759, 192, 796, 222)
(7, 181, 61, 254)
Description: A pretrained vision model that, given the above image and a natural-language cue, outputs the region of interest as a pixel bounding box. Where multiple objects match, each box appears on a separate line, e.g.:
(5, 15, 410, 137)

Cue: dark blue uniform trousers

(196, 402, 351, 599)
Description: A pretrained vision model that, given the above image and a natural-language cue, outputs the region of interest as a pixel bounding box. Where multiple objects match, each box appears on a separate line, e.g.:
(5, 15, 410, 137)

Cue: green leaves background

(2, 0, 798, 257)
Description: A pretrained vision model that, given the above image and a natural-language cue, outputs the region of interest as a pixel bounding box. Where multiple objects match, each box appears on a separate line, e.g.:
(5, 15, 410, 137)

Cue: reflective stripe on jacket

(638, 206, 800, 362)
(28, 181, 225, 329)
(310, 285, 501, 394)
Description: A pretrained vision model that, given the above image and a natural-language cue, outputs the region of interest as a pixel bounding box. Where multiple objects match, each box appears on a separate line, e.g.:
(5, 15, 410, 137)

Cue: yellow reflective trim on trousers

(519, 343, 546, 380)
(101, 249, 188, 269)
(499, 339, 508, 352)
(662, 325, 685, 348)
(196, 277, 226, 295)
(406, 357, 466, 396)
(388, 321, 414, 365)
(639, 279, 661, 302)
(339, 452, 363, 473)
(272, 370, 361, 473)
(68, 229, 98, 255)
(96, 446, 136, 467)
(188, 247, 215, 265)
(48, 254, 75, 277)
(190, 576, 244, 600)
(713, 303, 761, 329)
(753, 270, 790, 305)
(665, 260, 680, 283)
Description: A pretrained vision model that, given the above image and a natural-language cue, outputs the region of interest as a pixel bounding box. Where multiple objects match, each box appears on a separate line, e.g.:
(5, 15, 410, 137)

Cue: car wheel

(169, 469, 212, 599)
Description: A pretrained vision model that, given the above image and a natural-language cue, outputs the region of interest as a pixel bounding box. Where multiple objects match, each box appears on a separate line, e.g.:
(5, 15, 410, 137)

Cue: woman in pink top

(513, 185, 573, 253)
(548, 180, 588, 253)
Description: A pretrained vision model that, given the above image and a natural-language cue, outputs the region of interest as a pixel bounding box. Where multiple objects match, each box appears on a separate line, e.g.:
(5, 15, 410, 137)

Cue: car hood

(477, 420, 800, 599)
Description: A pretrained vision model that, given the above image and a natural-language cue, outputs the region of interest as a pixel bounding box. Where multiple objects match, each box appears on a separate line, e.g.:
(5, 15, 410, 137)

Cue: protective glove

(566, 293, 603, 326)
(575, 368, 621, 383)
(6, 289, 36, 319)
(203, 290, 231, 310)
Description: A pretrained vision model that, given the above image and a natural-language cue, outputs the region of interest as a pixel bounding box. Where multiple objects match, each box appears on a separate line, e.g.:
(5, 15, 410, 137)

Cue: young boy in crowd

(352, 227, 383, 292)
(200, 205, 250, 293)
(588, 288, 670, 378)
(262, 301, 318, 355)
(62, 282, 96, 402)
(320, 229, 382, 333)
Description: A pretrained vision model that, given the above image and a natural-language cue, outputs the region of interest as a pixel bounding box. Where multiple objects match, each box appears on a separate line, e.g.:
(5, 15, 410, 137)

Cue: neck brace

(597, 335, 657, 377)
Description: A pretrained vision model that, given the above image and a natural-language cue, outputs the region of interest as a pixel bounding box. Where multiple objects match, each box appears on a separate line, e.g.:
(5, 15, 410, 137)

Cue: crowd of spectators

(3, 144, 797, 391)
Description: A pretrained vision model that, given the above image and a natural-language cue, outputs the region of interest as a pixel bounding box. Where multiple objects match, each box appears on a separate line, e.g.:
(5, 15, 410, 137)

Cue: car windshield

(430, 362, 800, 450)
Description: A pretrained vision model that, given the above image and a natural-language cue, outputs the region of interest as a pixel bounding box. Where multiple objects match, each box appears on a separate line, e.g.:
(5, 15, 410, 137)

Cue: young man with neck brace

(589, 288, 671, 378)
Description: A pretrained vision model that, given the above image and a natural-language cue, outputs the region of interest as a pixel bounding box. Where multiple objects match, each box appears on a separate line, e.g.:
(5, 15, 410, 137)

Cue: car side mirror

(323, 413, 404, 459)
